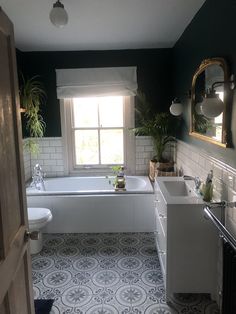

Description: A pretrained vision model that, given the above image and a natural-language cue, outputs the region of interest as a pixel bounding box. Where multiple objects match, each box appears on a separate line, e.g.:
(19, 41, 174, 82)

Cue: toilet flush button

(25, 230, 40, 241)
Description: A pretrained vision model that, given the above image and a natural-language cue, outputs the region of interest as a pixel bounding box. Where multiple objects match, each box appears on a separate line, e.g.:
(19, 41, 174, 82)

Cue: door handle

(25, 230, 39, 241)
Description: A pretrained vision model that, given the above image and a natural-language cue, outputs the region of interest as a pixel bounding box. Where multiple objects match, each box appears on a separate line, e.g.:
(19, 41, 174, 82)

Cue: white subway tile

(51, 165, 64, 172)
(136, 159, 144, 165)
(136, 146, 144, 152)
(43, 147, 56, 153)
(44, 160, 56, 166)
(144, 145, 154, 152)
(49, 139, 62, 147)
(213, 165, 223, 180)
(50, 153, 63, 160)
(56, 147, 63, 153)
(41, 140, 50, 147)
(39, 153, 50, 160)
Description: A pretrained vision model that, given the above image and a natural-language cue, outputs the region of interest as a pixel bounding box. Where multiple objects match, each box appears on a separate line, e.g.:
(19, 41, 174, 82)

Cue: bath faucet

(183, 175, 201, 191)
(31, 164, 45, 190)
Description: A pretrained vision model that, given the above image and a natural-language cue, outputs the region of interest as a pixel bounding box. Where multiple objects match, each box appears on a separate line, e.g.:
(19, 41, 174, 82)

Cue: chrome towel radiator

(204, 203, 236, 314)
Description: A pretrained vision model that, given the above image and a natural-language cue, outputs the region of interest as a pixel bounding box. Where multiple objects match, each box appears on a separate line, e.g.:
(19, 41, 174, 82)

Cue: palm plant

(133, 92, 177, 162)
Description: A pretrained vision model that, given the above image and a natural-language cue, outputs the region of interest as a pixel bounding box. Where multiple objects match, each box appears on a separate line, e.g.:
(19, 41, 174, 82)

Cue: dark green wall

(173, 0, 236, 168)
(17, 49, 173, 137)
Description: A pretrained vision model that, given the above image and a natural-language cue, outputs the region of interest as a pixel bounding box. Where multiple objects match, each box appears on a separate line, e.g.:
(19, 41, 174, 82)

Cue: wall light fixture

(169, 98, 183, 116)
(201, 79, 235, 118)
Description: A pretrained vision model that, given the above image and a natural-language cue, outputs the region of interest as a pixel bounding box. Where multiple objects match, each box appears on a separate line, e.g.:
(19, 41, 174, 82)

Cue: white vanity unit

(154, 177, 219, 301)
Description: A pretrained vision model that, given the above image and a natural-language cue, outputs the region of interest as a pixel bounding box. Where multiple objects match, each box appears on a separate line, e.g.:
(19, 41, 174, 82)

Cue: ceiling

(0, 0, 206, 52)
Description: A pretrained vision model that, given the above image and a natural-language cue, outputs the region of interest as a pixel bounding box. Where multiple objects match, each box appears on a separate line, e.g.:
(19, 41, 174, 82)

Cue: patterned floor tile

(31, 233, 219, 313)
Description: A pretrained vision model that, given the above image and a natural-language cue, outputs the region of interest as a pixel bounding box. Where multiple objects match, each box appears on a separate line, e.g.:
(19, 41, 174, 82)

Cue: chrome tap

(31, 164, 45, 190)
(183, 175, 201, 191)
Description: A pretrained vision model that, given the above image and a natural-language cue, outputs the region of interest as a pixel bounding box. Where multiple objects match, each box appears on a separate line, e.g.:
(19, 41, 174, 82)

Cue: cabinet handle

(159, 214, 167, 219)
(158, 250, 166, 255)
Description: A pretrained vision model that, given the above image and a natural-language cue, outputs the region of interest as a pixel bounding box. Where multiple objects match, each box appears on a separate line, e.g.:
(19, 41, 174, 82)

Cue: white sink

(162, 180, 196, 197)
(155, 177, 203, 204)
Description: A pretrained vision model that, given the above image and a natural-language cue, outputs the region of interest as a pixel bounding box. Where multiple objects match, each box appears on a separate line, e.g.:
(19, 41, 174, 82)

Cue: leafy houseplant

(133, 92, 178, 179)
(20, 76, 46, 155)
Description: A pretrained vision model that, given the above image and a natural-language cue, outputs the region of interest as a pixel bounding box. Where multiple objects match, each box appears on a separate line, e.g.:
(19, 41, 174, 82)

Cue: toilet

(27, 207, 53, 254)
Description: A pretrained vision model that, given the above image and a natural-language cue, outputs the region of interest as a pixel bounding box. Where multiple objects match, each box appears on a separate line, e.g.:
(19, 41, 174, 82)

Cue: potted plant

(20, 76, 46, 155)
(133, 92, 178, 180)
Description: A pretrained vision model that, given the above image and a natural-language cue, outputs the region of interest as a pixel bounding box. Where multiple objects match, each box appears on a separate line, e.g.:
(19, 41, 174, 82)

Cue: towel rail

(204, 205, 236, 251)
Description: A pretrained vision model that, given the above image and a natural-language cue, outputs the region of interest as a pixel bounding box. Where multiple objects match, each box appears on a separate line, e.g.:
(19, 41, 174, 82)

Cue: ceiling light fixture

(50, 0, 68, 28)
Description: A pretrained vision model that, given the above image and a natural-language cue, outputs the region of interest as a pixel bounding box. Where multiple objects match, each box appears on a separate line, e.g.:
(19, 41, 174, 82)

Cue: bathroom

(1, 0, 236, 313)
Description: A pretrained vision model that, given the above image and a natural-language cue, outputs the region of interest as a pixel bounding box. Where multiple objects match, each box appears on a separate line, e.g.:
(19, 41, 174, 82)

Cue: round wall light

(201, 91, 224, 118)
(169, 99, 183, 116)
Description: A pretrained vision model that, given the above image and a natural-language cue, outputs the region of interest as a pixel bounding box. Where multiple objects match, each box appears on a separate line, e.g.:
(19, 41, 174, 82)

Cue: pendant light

(50, 0, 68, 28)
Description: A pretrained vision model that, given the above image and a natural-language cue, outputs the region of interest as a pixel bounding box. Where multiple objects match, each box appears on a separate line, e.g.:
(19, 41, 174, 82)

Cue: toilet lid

(27, 207, 52, 224)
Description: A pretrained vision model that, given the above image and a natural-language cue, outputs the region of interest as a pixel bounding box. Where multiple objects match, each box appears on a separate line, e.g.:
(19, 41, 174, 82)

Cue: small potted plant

(133, 92, 178, 180)
(20, 76, 46, 155)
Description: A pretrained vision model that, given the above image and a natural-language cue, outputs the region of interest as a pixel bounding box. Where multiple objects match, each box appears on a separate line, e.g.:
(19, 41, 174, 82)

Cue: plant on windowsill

(133, 92, 179, 180)
(20, 76, 46, 155)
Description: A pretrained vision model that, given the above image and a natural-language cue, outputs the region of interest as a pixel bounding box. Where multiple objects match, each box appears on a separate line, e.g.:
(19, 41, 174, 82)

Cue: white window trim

(60, 96, 135, 176)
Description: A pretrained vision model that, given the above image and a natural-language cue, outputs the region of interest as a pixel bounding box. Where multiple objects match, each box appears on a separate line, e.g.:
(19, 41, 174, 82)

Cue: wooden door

(0, 8, 34, 314)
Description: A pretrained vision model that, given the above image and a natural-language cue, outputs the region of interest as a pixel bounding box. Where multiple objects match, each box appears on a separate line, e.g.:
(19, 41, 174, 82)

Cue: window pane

(99, 96, 123, 127)
(100, 129, 124, 164)
(73, 98, 98, 127)
(74, 130, 99, 165)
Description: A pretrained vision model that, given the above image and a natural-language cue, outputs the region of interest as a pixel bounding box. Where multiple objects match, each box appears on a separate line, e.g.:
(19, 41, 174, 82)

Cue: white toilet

(27, 207, 53, 254)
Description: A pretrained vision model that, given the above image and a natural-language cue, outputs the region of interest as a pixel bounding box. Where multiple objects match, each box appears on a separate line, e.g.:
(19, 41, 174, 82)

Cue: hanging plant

(20, 76, 46, 155)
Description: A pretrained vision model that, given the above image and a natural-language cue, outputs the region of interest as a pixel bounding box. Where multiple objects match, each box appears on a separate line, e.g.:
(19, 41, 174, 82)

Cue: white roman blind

(56, 66, 137, 99)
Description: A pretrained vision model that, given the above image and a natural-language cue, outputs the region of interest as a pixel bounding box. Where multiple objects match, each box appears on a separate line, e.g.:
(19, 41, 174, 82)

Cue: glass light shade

(169, 101, 183, 116)
(195, 102, 203, 115)
(201, 94, 224, 118)
(50, 5, 68, 28)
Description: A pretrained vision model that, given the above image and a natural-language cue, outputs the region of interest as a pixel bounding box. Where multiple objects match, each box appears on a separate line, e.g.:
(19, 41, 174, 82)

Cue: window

(61, 96, 135, 174)
(73, 96, 124, 166)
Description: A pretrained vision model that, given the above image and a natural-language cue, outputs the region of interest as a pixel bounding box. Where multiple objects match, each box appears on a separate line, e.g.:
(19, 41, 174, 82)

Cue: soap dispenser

(201, 170, 213, 202)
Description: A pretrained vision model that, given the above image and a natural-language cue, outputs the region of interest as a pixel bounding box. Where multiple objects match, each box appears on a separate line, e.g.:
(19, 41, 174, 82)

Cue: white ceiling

(0, 0, 206, 51)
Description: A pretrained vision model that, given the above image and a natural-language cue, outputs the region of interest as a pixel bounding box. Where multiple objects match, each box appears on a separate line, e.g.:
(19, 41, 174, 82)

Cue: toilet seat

(28, 207, 52, 229)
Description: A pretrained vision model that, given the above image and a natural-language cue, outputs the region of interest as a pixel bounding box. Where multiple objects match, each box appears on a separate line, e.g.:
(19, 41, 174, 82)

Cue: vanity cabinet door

(154, 191, 167, 217)
(154, 206, 167, 283)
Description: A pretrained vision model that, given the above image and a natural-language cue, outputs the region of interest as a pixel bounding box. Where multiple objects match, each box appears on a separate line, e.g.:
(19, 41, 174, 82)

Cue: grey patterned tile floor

(32, 233, 219, 313)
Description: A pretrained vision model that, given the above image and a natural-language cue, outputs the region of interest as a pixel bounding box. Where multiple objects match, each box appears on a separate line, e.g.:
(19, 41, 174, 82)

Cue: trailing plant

(20, 76, 46, 154)
(133, 92, 178, 162)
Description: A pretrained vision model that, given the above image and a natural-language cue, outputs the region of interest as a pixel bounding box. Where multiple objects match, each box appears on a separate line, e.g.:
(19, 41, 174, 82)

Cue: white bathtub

(26, 176, 155, 233)
(27, 176, 153, 195)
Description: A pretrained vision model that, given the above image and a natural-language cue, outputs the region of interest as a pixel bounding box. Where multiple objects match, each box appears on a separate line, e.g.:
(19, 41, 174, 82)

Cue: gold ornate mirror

(190, 58, 229, 147)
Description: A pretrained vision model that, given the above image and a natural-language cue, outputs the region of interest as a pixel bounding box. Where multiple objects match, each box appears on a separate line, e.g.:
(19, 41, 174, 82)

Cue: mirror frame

(189, 58, 229, 147)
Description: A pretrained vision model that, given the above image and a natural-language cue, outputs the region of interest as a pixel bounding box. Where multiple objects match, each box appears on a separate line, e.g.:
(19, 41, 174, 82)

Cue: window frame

(60, 96, 135, 176)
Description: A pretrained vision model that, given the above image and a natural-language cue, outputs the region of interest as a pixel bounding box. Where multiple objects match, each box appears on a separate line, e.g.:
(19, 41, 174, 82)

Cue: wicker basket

(149, 160, 176, 181)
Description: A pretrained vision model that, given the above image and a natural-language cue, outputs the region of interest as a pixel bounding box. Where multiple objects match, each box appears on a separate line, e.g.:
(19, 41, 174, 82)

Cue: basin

(162, 180, 196, 197)
(155, 177, 203, 204)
